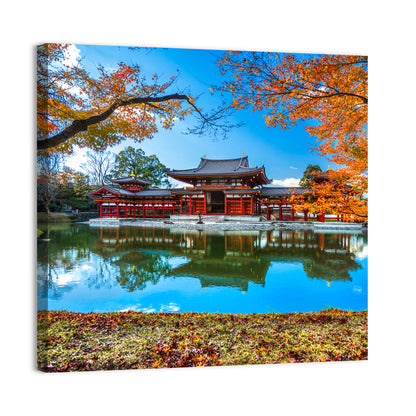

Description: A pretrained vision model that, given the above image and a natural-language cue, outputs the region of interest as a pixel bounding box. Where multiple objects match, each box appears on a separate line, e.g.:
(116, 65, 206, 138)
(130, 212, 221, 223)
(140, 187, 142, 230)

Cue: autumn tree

(217, 51, 368, 221)
(55, 168, 92, 211)
(111, 146, 170, 187)
(37, 44, 235, 154)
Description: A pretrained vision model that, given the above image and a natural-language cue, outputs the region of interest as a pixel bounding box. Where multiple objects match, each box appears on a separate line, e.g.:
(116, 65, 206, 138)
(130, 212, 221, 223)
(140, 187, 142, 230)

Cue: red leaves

(151, 333, 221, 368)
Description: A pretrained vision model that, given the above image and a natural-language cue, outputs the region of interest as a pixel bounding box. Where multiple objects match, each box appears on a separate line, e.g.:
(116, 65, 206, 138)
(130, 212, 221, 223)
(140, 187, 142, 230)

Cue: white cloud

(160, 303, 180, 312)
(55, 80, 86, 98)
(64, 147, 89, 171)
(290, 166, 298, 170)
(354, 245, 368, 260)
(271, 178, 300, 187)
(168, 178, 190, 189)
(62, 44, 81, 67)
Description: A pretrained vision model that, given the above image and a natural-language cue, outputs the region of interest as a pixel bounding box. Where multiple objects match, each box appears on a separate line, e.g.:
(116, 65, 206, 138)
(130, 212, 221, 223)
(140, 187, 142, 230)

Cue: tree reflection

(93, 227, 366, 291)
(112, 252, 172, 291)
(38, 224, 367, 302)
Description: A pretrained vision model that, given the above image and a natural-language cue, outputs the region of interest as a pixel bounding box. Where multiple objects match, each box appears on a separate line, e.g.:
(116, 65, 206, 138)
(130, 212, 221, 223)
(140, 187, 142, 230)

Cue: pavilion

(90, 155, 314, 220)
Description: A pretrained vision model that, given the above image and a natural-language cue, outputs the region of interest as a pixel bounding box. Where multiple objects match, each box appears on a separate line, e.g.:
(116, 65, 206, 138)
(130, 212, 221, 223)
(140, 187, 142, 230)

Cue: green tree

(111, 147, 170, 187)
(299, 164, 323, 187)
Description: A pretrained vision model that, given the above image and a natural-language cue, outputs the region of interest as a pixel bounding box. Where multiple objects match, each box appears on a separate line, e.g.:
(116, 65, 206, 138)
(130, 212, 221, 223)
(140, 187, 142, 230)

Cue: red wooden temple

(90, 176, 176, 219)
(166, 156, 270, 215)
(90, 156, 332, 221)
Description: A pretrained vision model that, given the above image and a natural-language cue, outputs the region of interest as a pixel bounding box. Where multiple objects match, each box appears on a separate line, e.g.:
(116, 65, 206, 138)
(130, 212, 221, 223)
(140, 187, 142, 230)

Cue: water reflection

(37, 224, 367, 313)
(92, 227, 362, 290)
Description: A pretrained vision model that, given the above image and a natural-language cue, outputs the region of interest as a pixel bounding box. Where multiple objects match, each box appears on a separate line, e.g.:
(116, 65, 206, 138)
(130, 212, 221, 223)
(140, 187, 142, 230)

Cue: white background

(1, 1, 415, 415)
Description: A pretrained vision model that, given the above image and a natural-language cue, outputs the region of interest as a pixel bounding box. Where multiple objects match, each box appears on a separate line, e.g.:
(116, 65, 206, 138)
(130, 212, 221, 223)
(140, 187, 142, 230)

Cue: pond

(37, 224, 367, 314)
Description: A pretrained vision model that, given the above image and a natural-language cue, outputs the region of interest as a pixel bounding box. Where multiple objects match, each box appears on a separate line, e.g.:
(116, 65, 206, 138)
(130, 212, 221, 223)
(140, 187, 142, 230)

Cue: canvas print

(37, 44, 368, 372)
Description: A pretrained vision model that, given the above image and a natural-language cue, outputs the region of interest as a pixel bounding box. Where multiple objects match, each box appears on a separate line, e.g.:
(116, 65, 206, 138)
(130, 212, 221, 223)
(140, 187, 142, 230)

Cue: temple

(90, 155, 318, 220)
(167, 156, 270, 215)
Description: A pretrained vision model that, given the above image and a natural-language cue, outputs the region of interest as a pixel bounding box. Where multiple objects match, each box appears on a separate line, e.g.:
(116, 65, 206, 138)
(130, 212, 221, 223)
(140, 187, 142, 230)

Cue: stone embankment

(89, 215, 365, 232)
(72, 211, 100, 222)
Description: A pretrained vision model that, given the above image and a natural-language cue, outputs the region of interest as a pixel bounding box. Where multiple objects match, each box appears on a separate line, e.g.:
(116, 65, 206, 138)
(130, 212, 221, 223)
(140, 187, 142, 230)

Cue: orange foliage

(218, 52, 368, 221)
(37, 44, 193, 155)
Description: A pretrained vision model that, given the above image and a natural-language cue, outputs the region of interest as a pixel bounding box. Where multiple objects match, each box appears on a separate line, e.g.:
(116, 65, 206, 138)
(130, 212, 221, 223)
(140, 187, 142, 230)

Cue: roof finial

(242, 153, 246, 156)
(203, 154, 207, 158)
(129, 172, 135, 176)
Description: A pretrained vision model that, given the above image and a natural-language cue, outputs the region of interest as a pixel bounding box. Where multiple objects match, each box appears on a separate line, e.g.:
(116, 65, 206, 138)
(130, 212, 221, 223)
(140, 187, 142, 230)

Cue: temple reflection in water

(37, 224, 367, 312)
(91, 226, 363, 292)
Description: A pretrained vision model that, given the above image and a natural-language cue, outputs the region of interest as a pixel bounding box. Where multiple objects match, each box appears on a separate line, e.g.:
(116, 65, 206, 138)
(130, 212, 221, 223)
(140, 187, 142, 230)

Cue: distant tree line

(37, 147, 171, 213)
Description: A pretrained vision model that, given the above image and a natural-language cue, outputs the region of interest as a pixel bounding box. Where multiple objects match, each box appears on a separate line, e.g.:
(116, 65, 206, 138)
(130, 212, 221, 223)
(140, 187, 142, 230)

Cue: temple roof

(166, 156, 270, 183)
(134, 189, 173, 197)
(110, 176, 153, 186)
(90, 185, 173, 198)
(260, 187, 308, 196)
(90, 185, 136, 196)
(169, 188, 204, 194)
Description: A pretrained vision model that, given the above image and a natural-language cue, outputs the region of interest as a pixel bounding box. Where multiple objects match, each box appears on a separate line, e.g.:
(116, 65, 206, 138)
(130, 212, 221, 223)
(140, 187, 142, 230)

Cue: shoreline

(38, 309, 368, 372)
(88, 217, 366, 232)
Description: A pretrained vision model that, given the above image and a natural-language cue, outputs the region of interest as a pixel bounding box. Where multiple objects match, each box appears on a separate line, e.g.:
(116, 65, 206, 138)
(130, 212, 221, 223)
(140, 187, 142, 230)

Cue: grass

(38, 309, 367, 372)
(37, 212, 75, 223)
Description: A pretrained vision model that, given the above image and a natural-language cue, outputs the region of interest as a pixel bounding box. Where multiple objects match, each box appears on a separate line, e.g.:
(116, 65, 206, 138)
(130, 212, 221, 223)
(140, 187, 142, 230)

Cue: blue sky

(65, 44, 331, 186)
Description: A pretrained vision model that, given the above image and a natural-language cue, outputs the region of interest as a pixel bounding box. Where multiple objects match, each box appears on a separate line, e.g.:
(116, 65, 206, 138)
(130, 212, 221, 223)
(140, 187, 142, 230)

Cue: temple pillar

(319, 233, 325, 250)
(116, 202, 119, 219)
(100, 204, 103, 218)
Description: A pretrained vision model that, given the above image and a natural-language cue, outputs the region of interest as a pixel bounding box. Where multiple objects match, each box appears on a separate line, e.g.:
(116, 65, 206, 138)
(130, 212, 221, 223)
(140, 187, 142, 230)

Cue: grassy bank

(38, 309, 367, 372)
(37, 212, 75, 224)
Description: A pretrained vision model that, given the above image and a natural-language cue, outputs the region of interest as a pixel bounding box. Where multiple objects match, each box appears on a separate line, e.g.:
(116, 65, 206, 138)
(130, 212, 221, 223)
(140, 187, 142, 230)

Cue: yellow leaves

(152, 358, 164, 368)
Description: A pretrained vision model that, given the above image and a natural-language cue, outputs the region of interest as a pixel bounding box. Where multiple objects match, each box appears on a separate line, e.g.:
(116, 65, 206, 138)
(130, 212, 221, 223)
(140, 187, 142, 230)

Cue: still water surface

(37, 224, 367, 313)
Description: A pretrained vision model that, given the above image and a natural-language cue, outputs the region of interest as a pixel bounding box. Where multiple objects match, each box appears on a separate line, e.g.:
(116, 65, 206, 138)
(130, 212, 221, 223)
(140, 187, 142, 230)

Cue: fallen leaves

(37, 309, 368, 372)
